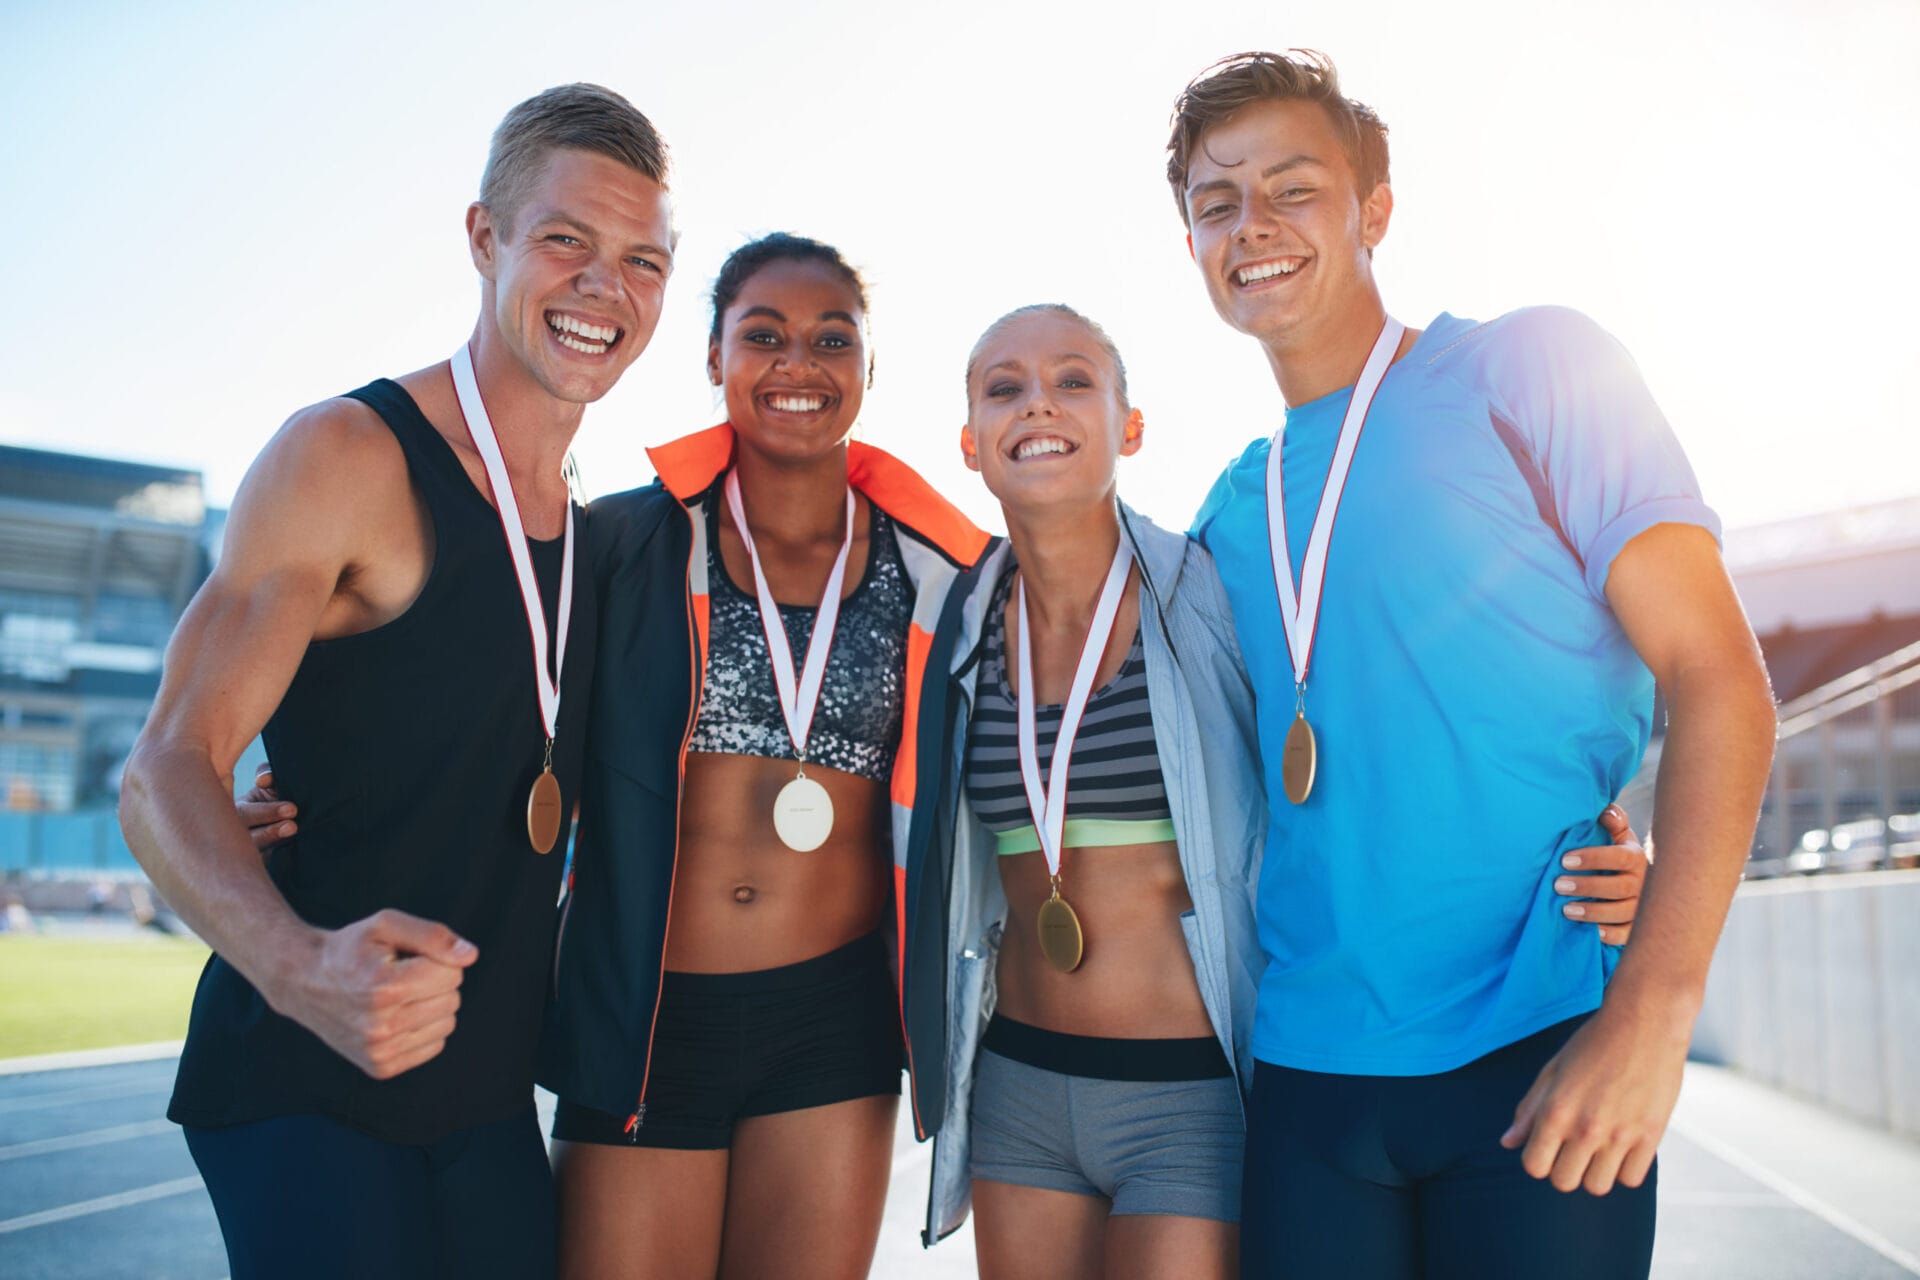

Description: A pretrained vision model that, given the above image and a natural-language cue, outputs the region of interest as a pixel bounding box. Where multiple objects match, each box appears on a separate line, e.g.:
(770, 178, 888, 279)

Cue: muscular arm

(1504, 521, 1775, 1192)
(1598, 524, 1774, 1022)
(120, 402, 475, 1079)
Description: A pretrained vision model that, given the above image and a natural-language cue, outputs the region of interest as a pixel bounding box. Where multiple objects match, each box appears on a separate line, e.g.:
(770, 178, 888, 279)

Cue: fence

(1621, 639, 1920, 879)
(1692, 869, 1920, 1139)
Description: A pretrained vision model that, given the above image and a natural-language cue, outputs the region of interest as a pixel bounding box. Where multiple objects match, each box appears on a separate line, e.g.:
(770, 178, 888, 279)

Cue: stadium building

(0, 446, 213, 813)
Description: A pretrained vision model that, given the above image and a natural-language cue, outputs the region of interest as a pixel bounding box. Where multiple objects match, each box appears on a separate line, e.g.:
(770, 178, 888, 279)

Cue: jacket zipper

(624, 506, 706, 1139)
(1119, 506, 1180, 666)
(551, 871, 575, 1001)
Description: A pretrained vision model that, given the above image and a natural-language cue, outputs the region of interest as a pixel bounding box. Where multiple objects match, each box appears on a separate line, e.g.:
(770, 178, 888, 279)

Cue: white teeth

(547, 314, 618, 343)
(1237, 260, 1302, 285)
(1014, 437, 1073, 460)
(768, 395, 826, 412)
(555, 332, 608, 355)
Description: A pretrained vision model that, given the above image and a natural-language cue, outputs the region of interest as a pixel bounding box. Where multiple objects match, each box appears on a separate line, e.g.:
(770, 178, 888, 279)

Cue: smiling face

(961, 309, 1143, 516)
(470, 147, 675, 404)
(707, 258, 868, 466)
(1183, 97, 1391, 358)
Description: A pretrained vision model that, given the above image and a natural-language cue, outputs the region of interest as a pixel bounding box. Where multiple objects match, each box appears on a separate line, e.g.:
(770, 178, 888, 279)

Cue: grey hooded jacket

(900, 501, 1266, 1245)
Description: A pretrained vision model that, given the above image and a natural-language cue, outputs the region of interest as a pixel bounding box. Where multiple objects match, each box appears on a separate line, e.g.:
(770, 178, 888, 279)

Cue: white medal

(1265, 317, 1402, 805)
(449, 344, 575, 853)
(723, 470, 855, 852)
(773, 774, 835, 853)
(1016, 536, 1134, 973)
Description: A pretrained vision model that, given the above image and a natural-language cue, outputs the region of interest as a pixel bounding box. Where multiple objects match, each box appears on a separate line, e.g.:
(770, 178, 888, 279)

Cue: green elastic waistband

(993, 817, 1177, 856)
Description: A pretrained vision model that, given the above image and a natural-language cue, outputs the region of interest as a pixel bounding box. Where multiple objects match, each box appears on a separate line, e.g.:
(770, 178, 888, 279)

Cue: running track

(0, 1052, 1914, 1278)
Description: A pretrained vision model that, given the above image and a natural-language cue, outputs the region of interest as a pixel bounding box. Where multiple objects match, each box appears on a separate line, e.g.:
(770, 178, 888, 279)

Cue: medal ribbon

(449, 344, 574, 743)
(1265, 318, 1404, 692)
(723, 469, 855, 764)
(1016, 540, 1135, 879)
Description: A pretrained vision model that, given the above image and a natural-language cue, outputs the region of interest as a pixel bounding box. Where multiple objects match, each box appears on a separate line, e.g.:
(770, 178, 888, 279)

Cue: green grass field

(0, 933, 209, 1059)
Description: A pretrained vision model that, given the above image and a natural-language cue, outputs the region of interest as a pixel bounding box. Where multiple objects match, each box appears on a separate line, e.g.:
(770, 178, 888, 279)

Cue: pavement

(0, 1049, 1915, 1279)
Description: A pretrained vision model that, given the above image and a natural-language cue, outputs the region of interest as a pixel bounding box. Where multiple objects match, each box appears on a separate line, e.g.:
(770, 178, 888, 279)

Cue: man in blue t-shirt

(1168, 52, 1776, 1278)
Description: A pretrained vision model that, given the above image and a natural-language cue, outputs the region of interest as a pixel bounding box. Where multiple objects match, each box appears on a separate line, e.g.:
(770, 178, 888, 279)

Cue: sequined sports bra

(964, 569, 1175, 854)
(687, 499, 911, 783)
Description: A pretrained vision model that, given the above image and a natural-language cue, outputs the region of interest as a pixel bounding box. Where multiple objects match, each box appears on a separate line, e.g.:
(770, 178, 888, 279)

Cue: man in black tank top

(118, 85, 676, 1280)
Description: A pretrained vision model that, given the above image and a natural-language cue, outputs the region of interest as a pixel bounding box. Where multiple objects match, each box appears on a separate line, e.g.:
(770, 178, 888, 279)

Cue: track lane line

(0, 1078, 172, 1115)
(0, 1118, 177, 1161)
(0, 1174, 205, 1235)
(0, 1042, 184, 1076)
(1670, 1119, 1920, 1276)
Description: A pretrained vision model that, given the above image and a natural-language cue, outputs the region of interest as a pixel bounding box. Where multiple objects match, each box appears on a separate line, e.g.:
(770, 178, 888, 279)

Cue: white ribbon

(1016, 541, 1135, 878)
(723, 470, 855, 764)
(449, 344, 574, 743)
(1266, 317, 1404, 692)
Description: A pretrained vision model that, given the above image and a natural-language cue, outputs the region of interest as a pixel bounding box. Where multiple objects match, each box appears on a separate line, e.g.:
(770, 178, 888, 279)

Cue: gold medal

(527, 766, 563, 854)
(1014, 542, 1132, 979)
(449, 345, 577, 861)
(1264, 320, 1401, 813)
(1282, 712, 1317, 805)
(1037, 879, 1084, 973)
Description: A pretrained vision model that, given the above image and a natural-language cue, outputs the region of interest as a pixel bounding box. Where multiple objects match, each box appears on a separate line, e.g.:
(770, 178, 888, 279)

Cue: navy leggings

(184, 1105, 554, 1280)
(1241, 1016, 1657, 1280)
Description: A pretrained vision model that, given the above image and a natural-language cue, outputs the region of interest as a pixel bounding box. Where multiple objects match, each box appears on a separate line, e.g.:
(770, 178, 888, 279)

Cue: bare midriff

(992, 838, 1214, 1039)
(666, 752, 889, 973)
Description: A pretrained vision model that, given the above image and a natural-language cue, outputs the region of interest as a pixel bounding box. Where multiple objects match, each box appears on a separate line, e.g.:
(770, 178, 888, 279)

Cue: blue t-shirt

(1192, 307, 1720, 1076)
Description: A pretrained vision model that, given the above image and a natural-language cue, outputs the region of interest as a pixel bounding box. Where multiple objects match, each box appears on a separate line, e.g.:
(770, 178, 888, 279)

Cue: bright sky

(3, 0, 1916, 536)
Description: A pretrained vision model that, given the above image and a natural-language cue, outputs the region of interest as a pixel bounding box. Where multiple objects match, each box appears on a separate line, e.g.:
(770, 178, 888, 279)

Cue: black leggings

(1241, 1015, 1657, 1280)
(184, 1104, 554, 1280)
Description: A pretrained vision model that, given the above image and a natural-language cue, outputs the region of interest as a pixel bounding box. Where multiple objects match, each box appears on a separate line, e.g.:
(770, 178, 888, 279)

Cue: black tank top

(168, 379, 596, 1145)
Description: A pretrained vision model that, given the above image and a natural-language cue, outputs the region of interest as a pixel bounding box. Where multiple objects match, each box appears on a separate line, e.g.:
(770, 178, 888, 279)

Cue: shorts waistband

(662, 932, 885, 997)
(983, 1014, 1232, 1082)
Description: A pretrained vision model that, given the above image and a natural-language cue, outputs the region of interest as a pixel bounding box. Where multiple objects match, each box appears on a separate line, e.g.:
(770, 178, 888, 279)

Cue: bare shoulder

(263, 395, 409, 494)
(219, 394, 422, 588)
(250, 394, 416, 515)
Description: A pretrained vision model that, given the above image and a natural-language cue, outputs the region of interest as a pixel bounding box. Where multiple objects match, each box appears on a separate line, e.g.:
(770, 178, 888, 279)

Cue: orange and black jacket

(536, 424, 991, 1132)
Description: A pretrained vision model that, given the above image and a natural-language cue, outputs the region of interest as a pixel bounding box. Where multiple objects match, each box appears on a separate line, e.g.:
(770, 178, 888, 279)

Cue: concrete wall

(1693, 869, 1920, 1139)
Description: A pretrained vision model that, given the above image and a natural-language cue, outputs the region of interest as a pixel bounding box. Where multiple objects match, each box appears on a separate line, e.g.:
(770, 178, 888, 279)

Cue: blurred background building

(0, 446, 220, 873)
(1624, 493, 1920, 877)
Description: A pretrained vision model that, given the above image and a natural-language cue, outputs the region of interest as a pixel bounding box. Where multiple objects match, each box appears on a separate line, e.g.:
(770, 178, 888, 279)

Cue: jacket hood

(1118, 500, 1189, 604)
(645, 423, 991, 569)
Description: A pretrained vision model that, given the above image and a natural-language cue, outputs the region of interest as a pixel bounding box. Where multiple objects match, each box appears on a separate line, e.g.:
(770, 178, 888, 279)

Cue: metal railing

(1621, 639, 1920, 879)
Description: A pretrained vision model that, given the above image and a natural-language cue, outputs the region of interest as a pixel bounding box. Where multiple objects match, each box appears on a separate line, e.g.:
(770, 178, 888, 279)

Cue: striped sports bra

(963, 570, 1175, 855)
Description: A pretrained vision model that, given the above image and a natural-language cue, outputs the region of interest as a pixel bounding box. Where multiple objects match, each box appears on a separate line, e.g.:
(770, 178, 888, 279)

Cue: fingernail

(1555, 877, 1576, 893)
(1605, 804, 1623, 818)
(279, 822, 295, 836)
(1562, 854, 1583, 869)
(454, 940, 478, 959)
(278, 805, 294, 818)
(1564, 903, 1586, 918)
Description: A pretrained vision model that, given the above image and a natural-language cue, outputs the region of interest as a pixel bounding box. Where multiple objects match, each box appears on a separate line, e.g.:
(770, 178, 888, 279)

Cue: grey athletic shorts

(967, 1017, 1244, 1222)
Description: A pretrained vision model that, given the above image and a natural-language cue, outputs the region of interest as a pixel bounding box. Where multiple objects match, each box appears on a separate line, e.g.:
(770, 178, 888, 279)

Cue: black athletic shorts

(551, 932, 902, 1150)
